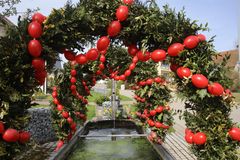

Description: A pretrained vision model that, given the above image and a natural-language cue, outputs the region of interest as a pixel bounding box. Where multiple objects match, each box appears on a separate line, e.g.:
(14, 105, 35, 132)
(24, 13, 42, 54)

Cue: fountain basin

(49, 120, 165, 160)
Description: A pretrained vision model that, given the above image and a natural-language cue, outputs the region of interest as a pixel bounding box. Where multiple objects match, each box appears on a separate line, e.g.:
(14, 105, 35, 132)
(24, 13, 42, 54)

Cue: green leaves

(196, 89, 208, 100)
(0, 102, 9, 119)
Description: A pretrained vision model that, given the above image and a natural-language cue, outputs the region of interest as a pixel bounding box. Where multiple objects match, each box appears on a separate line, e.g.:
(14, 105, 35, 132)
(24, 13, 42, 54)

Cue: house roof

(214, 49, 239, 68)
(0, 15, 15, 26)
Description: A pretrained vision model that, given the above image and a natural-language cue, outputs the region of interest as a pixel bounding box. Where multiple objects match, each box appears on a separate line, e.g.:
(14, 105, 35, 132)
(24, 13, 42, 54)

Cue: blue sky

(5, 0, 239, 52)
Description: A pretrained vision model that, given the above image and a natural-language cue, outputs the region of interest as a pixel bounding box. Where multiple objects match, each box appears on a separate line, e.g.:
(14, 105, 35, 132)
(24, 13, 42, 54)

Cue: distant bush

(95, 95, 110, 106)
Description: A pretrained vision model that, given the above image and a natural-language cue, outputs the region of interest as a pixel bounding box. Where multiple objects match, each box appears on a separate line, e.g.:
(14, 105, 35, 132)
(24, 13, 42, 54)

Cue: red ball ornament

(96, 70, 102, 75)
(185, 128, 192, 135)
(100, 50, 107, 55)
(64, 50, 75, 61)
(151, 49, 166, 62)
(52, 91, 57, 98)
(128, 45, 139, 56)
(55, 140, 64, 151)
(57, 105, 64, 111)
(67, 117, 74, 124)
(154, 77, 161, 83)
(35, 77, 45, 85)
(129, 63, 136, 70)
(19, 131, 31, 144)
(197, 34, 206, 41)
(146, 79, 153, 85)
(139, 81, 146, 86)
(70, 77, 76, 84)
(132, 56, 138, 63)
(62, 111, 69, 119)
(100, 55, 106, 63)
(70, 122, 77, 130)
(53, 98, 59, 105)
(155, 122, 162, 128)
(137, 50, 150, 62)
(28, 21, 42, 38)
(156, 106, 164, 113)
(97, 36, 110, 51)
(86, 48, 99, 61)
(71, 69, 77, 76)
(167, 43, 184, 57)
(34, 70, 47, 81)
(124, 70, 131, 77)
(0, 121, 5, 134)
(185, 132, 194, 144)
(170, 63, 179, 72)
(76, 54, 88, 65)
(208, 82, 224, 96)
(28, 40, 42, 57)
(183, 35, 199, 49)
(32, 12, 46, 24)
(99, 63, 105, 70)
(147, 120, 155, 127)
(191, 74, 209, 88)
(116, 5, 129, 21)
(52, 86, 57, 91)
(150, 110, 156, 116)
(32, 58, 45, 71)
(120, 75, 126, 81)
(2, 128, 19, 142)
(107, 21, 121, 37)
(228, 127, 240, 141)
(207, 82, 224, 96)
(114, 76, 120, 81)
(176, 67, 192, 79)
(193, 132, 207, 145)
(123, 0, 134, 5)
(71, 60, 77, 66)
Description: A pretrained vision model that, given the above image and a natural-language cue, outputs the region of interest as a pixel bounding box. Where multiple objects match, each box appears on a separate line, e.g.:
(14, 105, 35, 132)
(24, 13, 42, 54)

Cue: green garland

(0, 0, 239, 159)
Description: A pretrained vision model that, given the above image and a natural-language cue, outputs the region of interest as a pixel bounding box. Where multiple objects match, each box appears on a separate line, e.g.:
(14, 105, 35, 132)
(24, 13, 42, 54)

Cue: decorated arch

(0, 0, 239, 159)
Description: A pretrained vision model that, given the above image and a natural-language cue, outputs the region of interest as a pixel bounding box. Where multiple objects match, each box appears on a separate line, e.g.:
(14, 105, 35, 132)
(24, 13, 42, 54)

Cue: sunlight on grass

(87, 105, 96, 120)
(88, 91, 107, 102)
(88, 91, 133, 102)
(119, 94, 133, 101)
(31, 104, 50, 108)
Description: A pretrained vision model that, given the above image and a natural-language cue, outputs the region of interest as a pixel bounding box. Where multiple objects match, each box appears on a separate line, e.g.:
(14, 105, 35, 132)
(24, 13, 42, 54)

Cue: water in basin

(68, 128, 162, 160)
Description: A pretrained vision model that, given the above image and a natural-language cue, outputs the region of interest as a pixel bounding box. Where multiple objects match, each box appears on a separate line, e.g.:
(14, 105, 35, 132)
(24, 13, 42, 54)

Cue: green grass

(119, 94, 133, 101)
(233, 92, 240, 103)
(88, 91, 106, 102)
(34, 95, 52, 100)
(31, 104, 50, 108)
(88, 91, 133, 102)
(87, 105, 96, 120)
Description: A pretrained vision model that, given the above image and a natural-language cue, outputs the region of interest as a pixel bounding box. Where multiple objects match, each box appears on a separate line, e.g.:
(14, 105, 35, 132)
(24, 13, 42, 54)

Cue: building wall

(0, 25, 6, 37)
(0, 16, 15, 37)
(214, 49, 239, 69)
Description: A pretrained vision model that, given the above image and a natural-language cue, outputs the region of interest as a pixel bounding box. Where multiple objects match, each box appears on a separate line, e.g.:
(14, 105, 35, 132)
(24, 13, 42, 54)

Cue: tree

(0, 0, 21, 16)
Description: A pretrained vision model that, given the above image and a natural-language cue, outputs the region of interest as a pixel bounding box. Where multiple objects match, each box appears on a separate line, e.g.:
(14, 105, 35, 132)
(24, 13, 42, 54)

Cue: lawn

(119, 94, 133, 101)
(88, 91, 107, 102)
(31, 104, 50, 108)
(87, 105, 96, 120)
(88, 91, 133, 102)
(34, 92, 52, 100)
